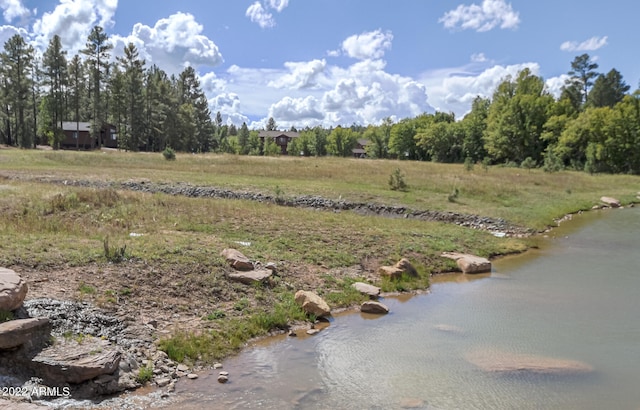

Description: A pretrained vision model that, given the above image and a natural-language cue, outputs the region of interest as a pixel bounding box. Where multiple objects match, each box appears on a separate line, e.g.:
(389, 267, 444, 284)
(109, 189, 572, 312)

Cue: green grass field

(1, 147, 638, 362)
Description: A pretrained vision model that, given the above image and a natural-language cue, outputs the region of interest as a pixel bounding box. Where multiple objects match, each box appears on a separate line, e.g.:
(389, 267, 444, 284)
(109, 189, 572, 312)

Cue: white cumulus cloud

(268, 59, 327, 89)
(341, 29, 393, 60)
(269, 96, 324, 123)
(111, 12, 223, 74)
(0, 0, 32, 23)
(246, 0, 290, 28)
(32, 0, 118, 54)
(439, 0, 520, 32)
(560, 36, 608, 52)
(421, 62, 539, 118)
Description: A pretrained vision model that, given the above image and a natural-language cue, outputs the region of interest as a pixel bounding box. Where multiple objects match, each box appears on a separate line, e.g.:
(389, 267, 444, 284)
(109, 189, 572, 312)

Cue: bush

(521, 157, 536, 171)
(464, 157, 474, 172)
(136, 364, 154, 384)
(388, 168, 408, 191)
(162, 147, 176, 160)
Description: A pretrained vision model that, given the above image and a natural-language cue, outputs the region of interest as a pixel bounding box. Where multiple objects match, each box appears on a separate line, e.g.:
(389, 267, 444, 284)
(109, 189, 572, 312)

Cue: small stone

(177, 364, 189, 372)
(217, 375, 228, 383)
(219, 371, 229, 376)
(288, 330, 297, 337)
(156, 378, 171, 387)
(306, 329, 320, 335)
(153, 368, 163, 375)
(213, 363, 223, 369)
(187, 373, 198, 379)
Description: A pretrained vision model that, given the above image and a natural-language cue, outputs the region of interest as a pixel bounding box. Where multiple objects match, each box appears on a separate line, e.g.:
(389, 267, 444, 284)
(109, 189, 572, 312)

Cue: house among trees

(61, 122, 117, 150)
(258, 130, 299, 155)
(352, 138, 369, 158)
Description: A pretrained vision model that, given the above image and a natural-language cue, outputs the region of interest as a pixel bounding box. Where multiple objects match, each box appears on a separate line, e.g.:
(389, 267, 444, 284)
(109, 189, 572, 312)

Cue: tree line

(1, 26, 639, 174)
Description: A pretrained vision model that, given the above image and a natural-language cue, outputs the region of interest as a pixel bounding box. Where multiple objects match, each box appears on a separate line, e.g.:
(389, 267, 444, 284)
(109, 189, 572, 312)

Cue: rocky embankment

(2, 173, 533, 237)
(0, 268, 202, 407)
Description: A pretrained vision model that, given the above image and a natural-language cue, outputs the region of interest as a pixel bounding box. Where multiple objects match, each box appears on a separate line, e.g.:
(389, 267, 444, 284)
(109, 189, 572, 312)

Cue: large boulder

(465, 349, 593, 375)
(228, 269, 272, 285)
(600, 196, 621, 208)
(378, 266, 404, 279)
(441, 252, 491, 274)
(294, 290, 331, 317)
(0, 317, 51, 350)
(394, 258, 418, 277)
(0, 267, 28, 311)
(352, 282, 381, 298)
(360, 301, 389, 314)
(220, 249, 254, 271)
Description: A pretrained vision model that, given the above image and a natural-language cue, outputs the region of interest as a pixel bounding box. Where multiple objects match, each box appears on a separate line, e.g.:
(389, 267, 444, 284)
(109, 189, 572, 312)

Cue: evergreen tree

(42, 34, 68, 148)
(1, 34, 35, 148)
(82, 25, 112, 148)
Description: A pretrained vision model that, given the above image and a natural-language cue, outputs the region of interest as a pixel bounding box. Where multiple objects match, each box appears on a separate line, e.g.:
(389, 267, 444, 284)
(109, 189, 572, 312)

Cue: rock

(32, 339, 121, 384)
(177, 364, 189, 372)
(378, 258, 419, 279)
(288, 330, 297, 337)
(360, 301, 389, 314)
(156, 377, 171, 387)
(264, 262, 277, 273)
(187, 373, 198, 379)
(441, 252, 491, 274)
(217, 374, 228, 383)
(600, 196, 621, 208)
(352, 282, 381, 297)
(228, 269, 272, 285)
(213, 363, 223, 369)
(0, 268, 28, 311)
(377, 266, 404, 279)
(220, 248, 254, 271)
(294, 290, 331, 317)
(0, 317, 51, 350)
(306, 328, 320, 335)
(394, 258, 418, 277)
(219, 371, 229, 376)
(400, 398, 425, 408)
(465, 349, 593, 375)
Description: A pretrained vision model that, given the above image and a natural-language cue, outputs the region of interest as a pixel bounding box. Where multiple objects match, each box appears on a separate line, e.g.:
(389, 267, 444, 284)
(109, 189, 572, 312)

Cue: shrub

(521, 157, 536, 171)
(103, 236, 128, 263)
(464, 157, 474, 172)
(136, 364, 154, 384)
(388, 168, 408, 191)
(162, 147, 176, 161)
(448, 187, 459, 203)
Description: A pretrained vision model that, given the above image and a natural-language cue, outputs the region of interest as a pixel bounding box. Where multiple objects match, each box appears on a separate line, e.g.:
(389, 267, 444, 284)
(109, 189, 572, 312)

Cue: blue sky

(1, 0, 638, 129)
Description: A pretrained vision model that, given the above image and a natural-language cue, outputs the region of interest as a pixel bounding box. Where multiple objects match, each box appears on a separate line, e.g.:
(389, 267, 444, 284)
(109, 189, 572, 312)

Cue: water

(168, 208, 640, 409)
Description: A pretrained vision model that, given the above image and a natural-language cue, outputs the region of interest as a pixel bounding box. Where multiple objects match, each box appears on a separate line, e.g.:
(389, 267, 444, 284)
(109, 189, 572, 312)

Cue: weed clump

(388, 168, 408, 191)
(162, 147, 176, 161)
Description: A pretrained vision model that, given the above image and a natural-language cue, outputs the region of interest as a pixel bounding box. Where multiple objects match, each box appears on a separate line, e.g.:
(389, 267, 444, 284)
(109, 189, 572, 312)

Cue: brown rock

(600, 196, 621, 208)
(228, 269, 272, 285)
(360, 301, 389, 314)
(0, 267, 28, 311)
(294, 290, 331, 317)
(0, 318, 51, 350)
(465, 349, 593, 375)
(442, 252, 491, 274)
(220, 248, 254, 271)
(378, 266, 404, 279)
(394, 258, 418, 277)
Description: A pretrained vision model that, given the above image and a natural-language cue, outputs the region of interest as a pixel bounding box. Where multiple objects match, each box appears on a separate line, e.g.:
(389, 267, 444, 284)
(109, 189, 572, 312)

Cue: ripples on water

(167, 208, 640, 410)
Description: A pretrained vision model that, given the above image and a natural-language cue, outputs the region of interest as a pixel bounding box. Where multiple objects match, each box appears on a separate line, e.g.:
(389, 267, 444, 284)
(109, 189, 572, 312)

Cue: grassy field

(1, 147, 638, 362)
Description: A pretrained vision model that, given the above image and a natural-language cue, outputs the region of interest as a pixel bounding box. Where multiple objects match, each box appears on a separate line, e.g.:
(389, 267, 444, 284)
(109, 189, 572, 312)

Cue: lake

(168, 207, 640, 409)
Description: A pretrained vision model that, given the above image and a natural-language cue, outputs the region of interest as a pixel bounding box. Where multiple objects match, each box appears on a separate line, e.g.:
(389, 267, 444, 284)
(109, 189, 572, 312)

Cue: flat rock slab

(465, 349, 593, 375)
(32, 338, 121, 384)
(352, 282, 381, 297)
(441, 252, 491, 274)
(0, 317, 51, 350)
(0, 267, 28, 311)
(228, 269, 272, 285)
